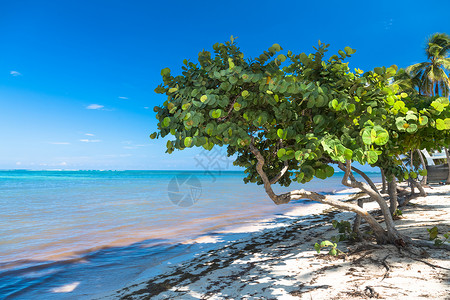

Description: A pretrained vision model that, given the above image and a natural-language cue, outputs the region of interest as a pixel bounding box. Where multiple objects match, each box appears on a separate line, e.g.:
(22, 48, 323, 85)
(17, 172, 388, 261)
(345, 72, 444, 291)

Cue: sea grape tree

(151, 38, 450, 245)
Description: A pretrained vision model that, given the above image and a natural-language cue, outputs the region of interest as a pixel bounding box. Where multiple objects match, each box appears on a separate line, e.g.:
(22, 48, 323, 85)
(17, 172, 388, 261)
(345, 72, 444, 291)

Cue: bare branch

(269, 161, 289, 184)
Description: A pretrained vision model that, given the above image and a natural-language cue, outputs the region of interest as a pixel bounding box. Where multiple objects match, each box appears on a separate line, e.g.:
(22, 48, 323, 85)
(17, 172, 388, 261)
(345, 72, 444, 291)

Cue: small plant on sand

(331, 220, 357, 242)
(427, 226, 450, 246)
(314, 240, 343, 256)
(393, 209, 403, 219)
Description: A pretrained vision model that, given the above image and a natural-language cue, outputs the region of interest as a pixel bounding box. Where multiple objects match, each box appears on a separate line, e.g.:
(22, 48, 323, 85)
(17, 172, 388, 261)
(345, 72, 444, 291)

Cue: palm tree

(406, 33, 450, 97)
(393, 68, 421, 95)
(403, 33, 450, 184)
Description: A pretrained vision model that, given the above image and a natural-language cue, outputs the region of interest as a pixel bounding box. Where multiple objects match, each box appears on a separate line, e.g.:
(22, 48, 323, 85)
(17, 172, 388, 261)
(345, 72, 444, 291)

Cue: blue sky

(1, 0, 449, 170)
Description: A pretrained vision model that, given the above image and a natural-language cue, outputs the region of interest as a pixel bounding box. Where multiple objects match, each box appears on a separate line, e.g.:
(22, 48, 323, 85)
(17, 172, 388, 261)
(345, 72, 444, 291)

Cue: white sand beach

(102, 184, 450, 300)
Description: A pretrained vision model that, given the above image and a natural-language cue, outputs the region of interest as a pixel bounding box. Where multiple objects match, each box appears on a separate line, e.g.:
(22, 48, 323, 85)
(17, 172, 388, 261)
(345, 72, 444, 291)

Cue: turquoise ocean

(0, 170, 381, 299)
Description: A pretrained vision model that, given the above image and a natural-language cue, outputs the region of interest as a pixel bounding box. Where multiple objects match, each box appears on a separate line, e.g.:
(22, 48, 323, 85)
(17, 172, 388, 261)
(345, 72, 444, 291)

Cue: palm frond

(406, 62, 429, 76)
(437, 58, 450, 70)
(439, 79, 450, 97)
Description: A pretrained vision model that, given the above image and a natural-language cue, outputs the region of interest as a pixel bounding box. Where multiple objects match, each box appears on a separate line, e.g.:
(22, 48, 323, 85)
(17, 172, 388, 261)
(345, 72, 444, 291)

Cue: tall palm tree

(406, 33, 450, 97)
(402, 33, 450, 184)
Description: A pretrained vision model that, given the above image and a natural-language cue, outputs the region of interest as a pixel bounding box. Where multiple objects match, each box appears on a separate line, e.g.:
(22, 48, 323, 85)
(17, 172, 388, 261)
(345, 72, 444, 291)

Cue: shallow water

(0, 170, 380, 298)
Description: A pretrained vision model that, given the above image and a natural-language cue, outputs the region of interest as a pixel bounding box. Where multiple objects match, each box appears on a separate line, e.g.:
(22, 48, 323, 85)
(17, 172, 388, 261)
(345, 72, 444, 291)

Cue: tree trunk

(353, 198, 363, 239)
(445, 148, 450, 184)
(409, 178, 426, 197)
(380, 168, 387, 194)
(388, 178, 398, 215)
(338, 161, 409, 245)
(416, 149, 427, 185)
(409, 150, 415, 194)
(351, 166, 378, 193)
(248, 144, 408, 245)
(399, 178, 427, 207)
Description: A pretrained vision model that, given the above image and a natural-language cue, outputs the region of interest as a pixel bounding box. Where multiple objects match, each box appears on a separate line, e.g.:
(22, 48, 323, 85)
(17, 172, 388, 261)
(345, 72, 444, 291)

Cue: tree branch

(217, 95, 238, 122)
(269, 161, 289, 184)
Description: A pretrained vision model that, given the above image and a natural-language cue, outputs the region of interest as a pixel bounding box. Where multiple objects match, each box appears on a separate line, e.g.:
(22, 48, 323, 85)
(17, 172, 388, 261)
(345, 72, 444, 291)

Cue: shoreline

(102, 184, 450, 300)
(1, 176, 350, 299)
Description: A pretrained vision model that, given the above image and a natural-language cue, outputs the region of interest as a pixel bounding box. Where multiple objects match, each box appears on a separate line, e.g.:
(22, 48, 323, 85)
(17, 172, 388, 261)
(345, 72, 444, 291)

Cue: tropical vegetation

(151, 34, 450, 247)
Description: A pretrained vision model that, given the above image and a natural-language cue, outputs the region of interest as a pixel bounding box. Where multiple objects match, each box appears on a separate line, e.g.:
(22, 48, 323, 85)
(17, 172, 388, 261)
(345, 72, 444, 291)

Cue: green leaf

(419, 115, 428, 125)
(331, 99, 338, 110)
(367, 150, 378, 164)
(396, 118, 407, 131)
(325, 165, 335, 177)
(241, 90, 250, 98)
(150, 133, 157, 139)
(233, 102, 242, 111)
(329, 248, 337, 256)
(316, 168, 327, 180)
(277, 148, 286, 158)
(277, 129, 286, 139)
(320, 240, 334, 247)
(374, 67, 384, 75)
(162, 117, 171, 127)
(229, 76, 238, 84)
(344, 149, 353, 160)
(346, 103, 356, 113)
(353, 149, 364, 163)
(313, 115, 324, 125)
(361, 129, 373, 145)
(277, 54, 287, 62)
(200, 95, 208, 103)
(393, 100, 405, 110)
(295, 151, 303, 161)
(419, 169, 428, 176)
(406, 123, 418, 133)
(314, 243, 321, 253)
(406, 114, 417, 121)
(211, 109, 222, 119)
(184, 137, 193, 147)
(161, 68, 171, 76)
(344, 46, 354, 55)
(374, 130, 389, 145)
(436, 119, 445, 130)
(228, 57, 235, 69)
(428, 226, 439, 240)
(168, 87, 178, 93)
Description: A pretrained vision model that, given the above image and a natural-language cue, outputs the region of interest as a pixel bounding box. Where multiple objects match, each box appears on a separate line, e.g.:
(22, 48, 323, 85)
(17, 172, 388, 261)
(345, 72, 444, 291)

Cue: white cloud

(79, 139, 101, 143)
(16, 162, 22, 165)
(118, 96, 128, 100)
(122, 142, 147, 149)
(10, 70, 22, 76)
(49, 142, 71, 145)
(104, 154, 132, 158)
(144, 107, 149, 109)
(86, 104, 104, 110)
(85, 133, 95, 136)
